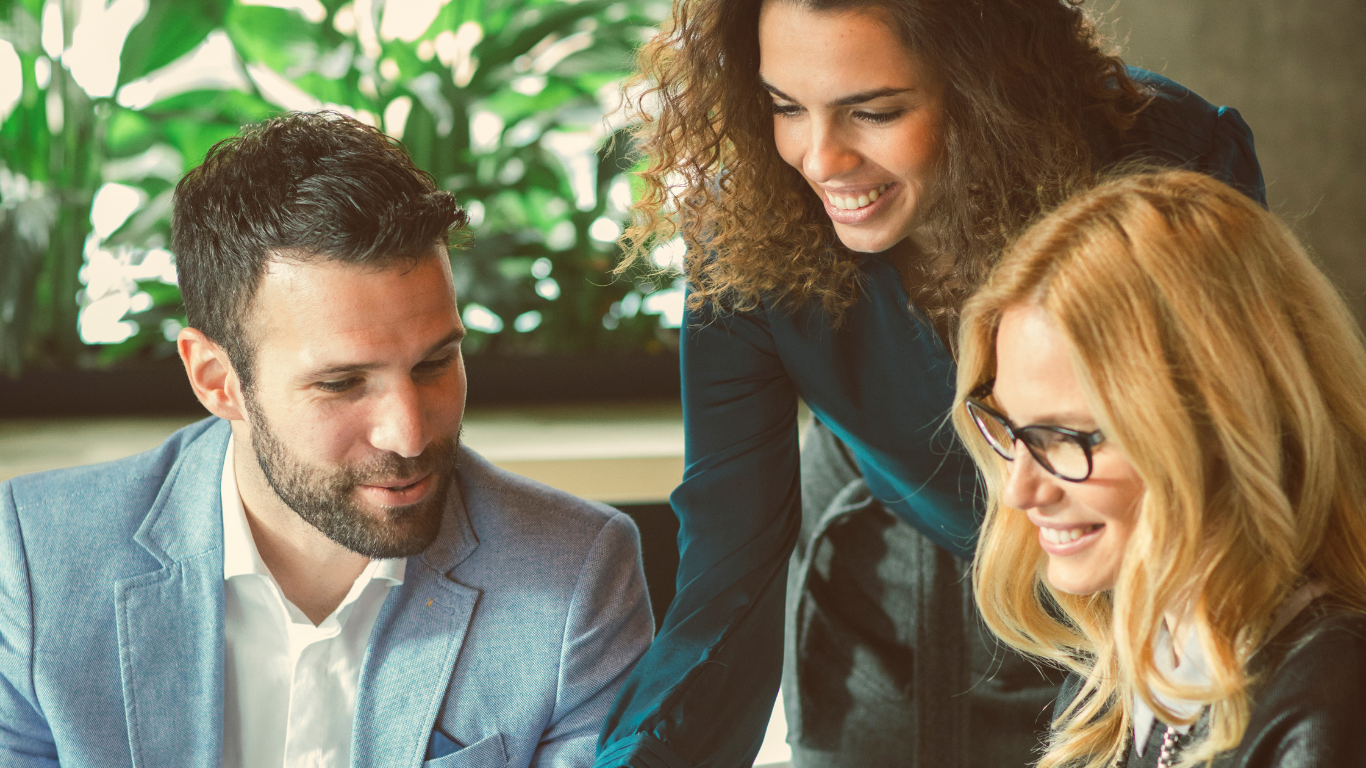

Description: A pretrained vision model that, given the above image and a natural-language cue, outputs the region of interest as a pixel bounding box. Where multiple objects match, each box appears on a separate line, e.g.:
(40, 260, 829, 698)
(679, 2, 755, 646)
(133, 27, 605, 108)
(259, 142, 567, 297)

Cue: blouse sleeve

(594, 299, 801, 768)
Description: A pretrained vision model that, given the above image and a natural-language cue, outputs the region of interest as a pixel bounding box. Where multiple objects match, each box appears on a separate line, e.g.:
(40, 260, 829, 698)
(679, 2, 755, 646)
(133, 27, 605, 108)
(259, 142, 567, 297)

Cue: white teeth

(1042, 526, 1094, 544)
(827, 184, 889, 211)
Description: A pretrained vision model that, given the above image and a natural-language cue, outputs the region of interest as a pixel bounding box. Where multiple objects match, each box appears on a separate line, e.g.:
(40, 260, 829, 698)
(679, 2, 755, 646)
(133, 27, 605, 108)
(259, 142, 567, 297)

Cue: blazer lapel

(352, 453, 483, 768)
(115, 421, 229, 768)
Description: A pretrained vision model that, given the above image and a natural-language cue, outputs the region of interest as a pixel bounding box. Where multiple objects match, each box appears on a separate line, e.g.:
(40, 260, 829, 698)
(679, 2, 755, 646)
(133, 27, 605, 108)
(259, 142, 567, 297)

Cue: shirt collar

(220, 435, 406, 586)
(1132, 618, 1207, 755)
(1131, 581, 1328, 754)
(222, 435, 271, 580)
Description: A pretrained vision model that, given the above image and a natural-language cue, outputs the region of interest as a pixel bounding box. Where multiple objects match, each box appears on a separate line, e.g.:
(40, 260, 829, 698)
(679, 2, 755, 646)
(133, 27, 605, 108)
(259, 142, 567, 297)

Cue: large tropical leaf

(119, 0, 231, 87)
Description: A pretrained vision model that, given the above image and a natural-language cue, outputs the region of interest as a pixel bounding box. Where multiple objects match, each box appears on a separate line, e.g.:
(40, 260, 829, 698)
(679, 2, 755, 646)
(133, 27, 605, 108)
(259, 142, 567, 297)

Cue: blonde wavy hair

(616, 0, 1148, 328)
(952, 170, 1366, 768)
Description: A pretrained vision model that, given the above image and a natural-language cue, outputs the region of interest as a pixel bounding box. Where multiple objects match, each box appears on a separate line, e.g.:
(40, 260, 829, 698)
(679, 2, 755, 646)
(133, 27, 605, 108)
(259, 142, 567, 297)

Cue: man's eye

(415, 355, 455, 375)
(771, 103, 803, 117)
(316, 378, 359, 393)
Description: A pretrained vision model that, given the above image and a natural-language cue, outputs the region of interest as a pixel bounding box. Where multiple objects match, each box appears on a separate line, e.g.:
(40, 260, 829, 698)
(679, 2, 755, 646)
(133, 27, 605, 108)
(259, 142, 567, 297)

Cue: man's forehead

(245, 250, 460, 361)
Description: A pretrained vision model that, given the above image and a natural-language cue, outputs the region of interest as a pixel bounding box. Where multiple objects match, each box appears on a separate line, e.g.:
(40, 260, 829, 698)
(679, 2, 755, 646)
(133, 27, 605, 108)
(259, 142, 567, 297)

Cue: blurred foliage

(0, 0, 679, 375)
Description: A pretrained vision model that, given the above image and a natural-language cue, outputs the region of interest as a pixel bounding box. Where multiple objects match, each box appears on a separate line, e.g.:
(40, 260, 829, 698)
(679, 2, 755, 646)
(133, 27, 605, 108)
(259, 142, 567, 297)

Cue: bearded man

(0, 112, 653, 768)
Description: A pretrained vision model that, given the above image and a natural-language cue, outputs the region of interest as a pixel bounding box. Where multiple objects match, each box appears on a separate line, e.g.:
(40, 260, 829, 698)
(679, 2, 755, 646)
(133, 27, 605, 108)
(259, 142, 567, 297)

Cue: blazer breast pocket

(423, 732, 509, 768)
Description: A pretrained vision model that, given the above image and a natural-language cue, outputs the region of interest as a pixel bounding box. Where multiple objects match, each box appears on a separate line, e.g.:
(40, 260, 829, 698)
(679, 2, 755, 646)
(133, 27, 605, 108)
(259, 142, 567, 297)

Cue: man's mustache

(339, 434, 458, 487)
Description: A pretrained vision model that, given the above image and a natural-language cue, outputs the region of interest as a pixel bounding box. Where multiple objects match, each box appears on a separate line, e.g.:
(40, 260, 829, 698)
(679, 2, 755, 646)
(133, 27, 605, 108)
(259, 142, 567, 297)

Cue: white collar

(220, 434, 406, 586)
(1131, 618, 1207, 755)
(1131, 582, 1327, 755)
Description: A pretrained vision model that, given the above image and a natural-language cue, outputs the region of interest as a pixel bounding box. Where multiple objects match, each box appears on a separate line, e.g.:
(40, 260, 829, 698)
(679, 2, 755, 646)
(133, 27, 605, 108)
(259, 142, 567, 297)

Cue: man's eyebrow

(761, 80, 915, 108)
(303, 327, 467, 380)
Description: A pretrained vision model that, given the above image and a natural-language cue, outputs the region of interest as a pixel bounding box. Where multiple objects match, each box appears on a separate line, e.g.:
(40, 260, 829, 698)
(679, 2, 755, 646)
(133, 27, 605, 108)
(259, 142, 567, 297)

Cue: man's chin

(339, 505, 444, 559)
(328, 475, 450, 558)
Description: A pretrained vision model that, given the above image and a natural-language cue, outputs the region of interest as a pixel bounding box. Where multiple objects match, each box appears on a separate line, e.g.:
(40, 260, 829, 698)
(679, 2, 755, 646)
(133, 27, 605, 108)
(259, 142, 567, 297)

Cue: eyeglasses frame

(964, 380, 1106, 483)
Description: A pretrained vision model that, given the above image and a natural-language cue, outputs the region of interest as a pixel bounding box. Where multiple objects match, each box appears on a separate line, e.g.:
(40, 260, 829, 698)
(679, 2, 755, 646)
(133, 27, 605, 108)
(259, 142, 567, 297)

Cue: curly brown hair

(618, 0, 1151, 331)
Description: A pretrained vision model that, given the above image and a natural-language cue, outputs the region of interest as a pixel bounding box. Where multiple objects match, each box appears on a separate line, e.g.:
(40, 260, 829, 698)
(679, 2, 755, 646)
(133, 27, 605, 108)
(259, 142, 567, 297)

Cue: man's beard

(244, 395, 455, 559)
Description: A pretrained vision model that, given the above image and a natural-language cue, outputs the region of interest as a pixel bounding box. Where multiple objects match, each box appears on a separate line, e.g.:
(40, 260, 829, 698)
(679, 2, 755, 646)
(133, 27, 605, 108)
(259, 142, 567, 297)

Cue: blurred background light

(462, 303, 503, 334)
(240, 0, 327, 23)
(650, 238, 686, 272)
(535, 278, 561, 301)
(117, 31, 251, 110)
(0, 42, 19, 123)
(379, 0, 448, 43)
(470, 110, 504, 152)
(513, 310, 543, 333)
(542, 130, 599, 211)
(66, 0, 148, 99)
(90, 183, 145, 240)
(383, 95, 413, 140)
(642, 282, 684, 329)
(40, 0, 63, 60)
(589, 217, 622, 243)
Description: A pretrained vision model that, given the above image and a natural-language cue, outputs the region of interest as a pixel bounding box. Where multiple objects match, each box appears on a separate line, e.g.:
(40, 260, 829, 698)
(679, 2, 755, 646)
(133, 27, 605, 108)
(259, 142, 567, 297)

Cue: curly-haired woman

(954, 170, 1366, 768)
(595, 2, 1265, 767)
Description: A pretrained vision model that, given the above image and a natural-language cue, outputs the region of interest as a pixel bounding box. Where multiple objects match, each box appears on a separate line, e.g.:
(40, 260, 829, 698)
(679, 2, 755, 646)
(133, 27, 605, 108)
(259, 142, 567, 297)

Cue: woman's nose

(802, 119, 860, 183)
(1001, 441, 1065, 510)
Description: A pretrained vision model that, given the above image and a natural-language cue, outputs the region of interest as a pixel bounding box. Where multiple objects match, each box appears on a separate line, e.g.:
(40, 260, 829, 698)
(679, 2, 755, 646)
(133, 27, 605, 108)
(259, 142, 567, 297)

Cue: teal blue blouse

(595, 69, 1266, 768)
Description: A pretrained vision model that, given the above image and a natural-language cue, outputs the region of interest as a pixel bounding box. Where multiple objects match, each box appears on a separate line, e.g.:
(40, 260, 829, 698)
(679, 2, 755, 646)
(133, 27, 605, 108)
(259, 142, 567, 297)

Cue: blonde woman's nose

(1001, 440, 1064, 510)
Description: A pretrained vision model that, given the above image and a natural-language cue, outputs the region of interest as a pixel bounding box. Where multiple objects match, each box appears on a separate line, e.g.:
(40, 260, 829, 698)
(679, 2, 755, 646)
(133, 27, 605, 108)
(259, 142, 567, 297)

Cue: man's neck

(232, 429, 369, 625)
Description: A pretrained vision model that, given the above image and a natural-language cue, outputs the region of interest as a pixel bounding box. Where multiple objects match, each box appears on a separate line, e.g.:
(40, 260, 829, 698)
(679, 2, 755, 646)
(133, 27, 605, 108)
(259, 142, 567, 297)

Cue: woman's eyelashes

(769, 101, 906, 125)
(854, 109, 904, 124)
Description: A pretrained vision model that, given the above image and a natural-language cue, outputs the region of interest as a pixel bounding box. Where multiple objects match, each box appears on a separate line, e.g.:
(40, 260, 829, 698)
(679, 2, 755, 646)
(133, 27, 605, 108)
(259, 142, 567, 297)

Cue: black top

(1054, 602, 1366, 767)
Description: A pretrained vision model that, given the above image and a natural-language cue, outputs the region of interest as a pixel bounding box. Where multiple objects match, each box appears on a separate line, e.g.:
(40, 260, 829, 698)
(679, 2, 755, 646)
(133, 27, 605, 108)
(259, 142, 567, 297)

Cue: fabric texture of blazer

(0, 417, 654, 767)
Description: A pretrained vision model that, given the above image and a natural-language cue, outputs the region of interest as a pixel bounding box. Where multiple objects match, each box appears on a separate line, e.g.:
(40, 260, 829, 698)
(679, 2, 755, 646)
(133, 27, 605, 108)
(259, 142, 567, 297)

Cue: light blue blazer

(0, 418, 654, 767)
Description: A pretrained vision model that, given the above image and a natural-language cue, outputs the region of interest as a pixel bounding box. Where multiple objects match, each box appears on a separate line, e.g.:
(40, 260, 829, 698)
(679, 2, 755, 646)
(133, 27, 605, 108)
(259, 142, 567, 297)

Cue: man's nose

(369, 380, 429, 459)
(802, 119, 860, 183)
(1001, 441, 1065, 511)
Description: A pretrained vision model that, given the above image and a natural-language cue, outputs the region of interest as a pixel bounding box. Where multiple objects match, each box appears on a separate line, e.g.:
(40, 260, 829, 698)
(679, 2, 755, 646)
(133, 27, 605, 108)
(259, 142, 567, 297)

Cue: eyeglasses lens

(1022, 429, 1089, 482)
(968, 402, 1015, 460)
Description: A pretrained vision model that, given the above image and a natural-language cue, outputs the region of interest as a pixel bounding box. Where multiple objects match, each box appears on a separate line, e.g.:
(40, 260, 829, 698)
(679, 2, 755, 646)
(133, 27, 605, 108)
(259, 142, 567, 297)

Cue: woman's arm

(595, 300, 801, 768)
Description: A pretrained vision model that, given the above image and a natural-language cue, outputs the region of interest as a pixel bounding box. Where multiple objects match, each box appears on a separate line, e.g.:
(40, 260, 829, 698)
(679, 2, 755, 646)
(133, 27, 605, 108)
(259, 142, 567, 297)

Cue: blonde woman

(953, 169, 1366, 768)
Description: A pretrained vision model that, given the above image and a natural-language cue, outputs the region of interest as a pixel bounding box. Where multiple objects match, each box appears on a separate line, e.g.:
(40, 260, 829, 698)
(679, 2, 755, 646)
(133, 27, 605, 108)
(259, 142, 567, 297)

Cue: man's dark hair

(172, 111, 467, 388)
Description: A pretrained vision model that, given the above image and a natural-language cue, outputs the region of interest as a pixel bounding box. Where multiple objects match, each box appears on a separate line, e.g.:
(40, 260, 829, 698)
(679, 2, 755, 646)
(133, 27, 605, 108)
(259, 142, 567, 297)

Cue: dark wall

(1102, 0, 1366, 319)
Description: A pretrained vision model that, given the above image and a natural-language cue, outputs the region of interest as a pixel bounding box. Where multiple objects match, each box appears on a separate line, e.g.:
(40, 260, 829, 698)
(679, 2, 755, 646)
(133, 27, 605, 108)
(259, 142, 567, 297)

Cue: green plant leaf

(160, 118, 241, 168)
(225, 4, 321, 73)
(119, 0, 231, 87)
(140, 89, 279, 124)
(105, 109, 157, 156)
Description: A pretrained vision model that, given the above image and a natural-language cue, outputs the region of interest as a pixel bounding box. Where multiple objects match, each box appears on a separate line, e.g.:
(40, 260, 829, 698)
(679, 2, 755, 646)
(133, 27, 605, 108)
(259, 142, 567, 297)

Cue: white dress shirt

(1132, 582, 1327, 755)
(220, 436, 407, 768)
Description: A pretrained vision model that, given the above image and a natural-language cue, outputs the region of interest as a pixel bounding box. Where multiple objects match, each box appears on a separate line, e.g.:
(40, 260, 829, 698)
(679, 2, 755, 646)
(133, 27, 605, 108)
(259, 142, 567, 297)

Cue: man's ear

(178, 327, 247, 421)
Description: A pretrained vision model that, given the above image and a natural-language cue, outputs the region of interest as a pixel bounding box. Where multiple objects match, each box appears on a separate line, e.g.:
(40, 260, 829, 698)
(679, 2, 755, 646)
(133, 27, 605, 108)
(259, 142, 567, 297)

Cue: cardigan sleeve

(594, 300, 801, 768)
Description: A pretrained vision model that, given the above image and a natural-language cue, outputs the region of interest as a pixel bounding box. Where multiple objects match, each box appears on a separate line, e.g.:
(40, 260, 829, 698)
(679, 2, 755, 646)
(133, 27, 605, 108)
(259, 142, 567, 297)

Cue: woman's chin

(1045, 562, 1116, 596)
(832, 225, 906, 255)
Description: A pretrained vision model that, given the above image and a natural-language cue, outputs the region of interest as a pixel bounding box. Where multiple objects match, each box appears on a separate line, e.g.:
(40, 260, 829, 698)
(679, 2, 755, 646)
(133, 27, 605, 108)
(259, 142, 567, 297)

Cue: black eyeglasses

(964, 380, 1106, 482)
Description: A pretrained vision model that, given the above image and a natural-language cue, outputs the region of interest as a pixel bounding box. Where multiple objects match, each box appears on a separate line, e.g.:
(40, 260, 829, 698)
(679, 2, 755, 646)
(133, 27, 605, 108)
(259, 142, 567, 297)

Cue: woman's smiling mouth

(820, 182, 899, 224)
(1037, 522, 1105, 555)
